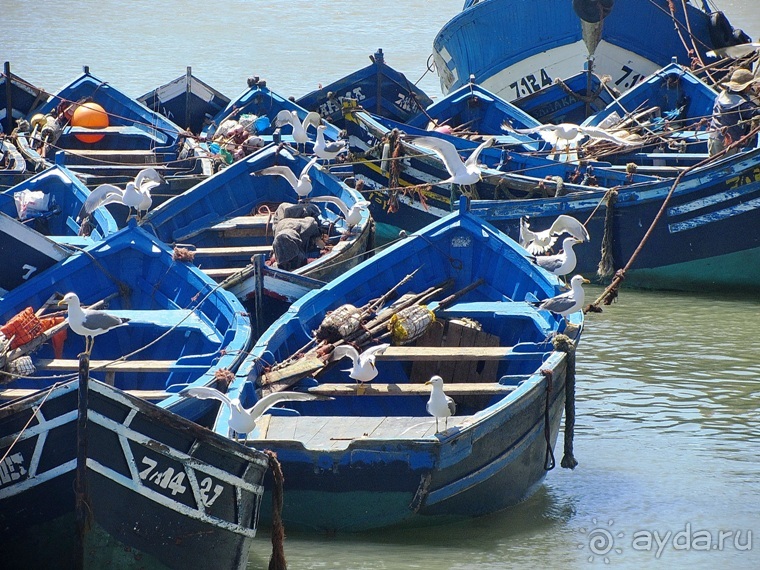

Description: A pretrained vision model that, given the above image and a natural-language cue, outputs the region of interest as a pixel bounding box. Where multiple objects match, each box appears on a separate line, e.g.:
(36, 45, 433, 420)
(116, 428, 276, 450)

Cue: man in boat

(270, 202, 327, 270)
(708, 68, 760, 156)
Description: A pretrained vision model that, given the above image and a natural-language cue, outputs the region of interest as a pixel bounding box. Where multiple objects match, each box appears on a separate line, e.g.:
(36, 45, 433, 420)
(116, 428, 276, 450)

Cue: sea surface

(4, 1, 760, 568)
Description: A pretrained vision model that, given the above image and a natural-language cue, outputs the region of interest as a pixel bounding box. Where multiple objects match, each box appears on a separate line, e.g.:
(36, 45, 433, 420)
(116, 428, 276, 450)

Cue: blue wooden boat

(343, 103, 655, 231)
(205, 197, 583, 532)
(579, 61, 719, 164)
(0, 222, 266, 569)
(0, 157, 117, 247)
(140, 143, 373, 311)
(1, 61, 48, 136)
(405, 80, 545, 138)
(0, 380, 269, 569)
(202, 79, 344, 159)
(138, 67, 231, 137)
(10, 68, 211, 192)
(512, 68, 617, 125)
(296, 48, 434, 130)
(469, 143, 760, 292)
(433, 0, 750, 101)
(0, 211, 71, 296)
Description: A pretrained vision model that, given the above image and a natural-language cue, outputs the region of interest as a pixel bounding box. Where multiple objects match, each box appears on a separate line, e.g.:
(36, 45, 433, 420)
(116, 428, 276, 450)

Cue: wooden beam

(35, 359, 206, 372)
(0, 388, 169, 401)
(375, 346, 544, 361)
(192, 245, 272, 256)
(304, 382, 517, 396)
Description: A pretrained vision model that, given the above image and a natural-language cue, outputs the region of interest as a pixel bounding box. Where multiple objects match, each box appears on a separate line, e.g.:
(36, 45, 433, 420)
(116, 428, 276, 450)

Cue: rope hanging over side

(553, 334, 578, 470)
(596, 188, 618, 279)
(541, 369, 556, 471)
(265, 449, 287, 570)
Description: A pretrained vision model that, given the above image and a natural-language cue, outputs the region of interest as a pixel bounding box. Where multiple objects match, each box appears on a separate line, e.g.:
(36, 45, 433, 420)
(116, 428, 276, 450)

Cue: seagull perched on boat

(532, 236, 583, 284)
(179, 385, 322, 438)
(58, 292, 130, 355)
(410, 136, 494, 186)
(330, 343, 390, 383)
(520, 215, 590, 255)
(314, 124, 348, 161)
(258, 156, 319, 199)
(81, 167, 163, 219)
(426, 375, 456, 432)
(536, 275, 590, 317)
(504, 122, 637, 152)
(274, 109, 321, 150)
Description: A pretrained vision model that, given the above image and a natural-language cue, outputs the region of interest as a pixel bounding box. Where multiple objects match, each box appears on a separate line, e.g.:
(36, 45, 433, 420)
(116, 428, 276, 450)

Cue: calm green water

(4, 1, 760, 568)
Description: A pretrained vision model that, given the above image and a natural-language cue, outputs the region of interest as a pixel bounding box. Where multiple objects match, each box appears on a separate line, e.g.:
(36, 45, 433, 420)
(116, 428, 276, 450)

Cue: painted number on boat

(727, 168, 760, 190)
(318, 87, 367, 117)
(614, 65, 645, 91)
(139, 456, 187, 495)
(0, 452, 27, 485)
(138, 456, 225, 506)
(509, 69, 552, 98)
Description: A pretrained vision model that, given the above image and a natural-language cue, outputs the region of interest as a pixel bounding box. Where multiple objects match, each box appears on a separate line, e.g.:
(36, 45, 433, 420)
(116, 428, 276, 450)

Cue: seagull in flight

(308, 195, 370, 232)
(520, 214, 590, 255)
(58, 292, 130, 355)
(410, 136, 494, 186)
(536, 275, 590, 317)
(258, 156, 319, 199)
(532, 236, 583, 283)
(330, 343, 390, 383)
(314, 124, 348, 161)
(82, 167, 163, 219)
(426, 375, 456, 432)
(274, 109, 321, 149)
(179, 385, 322, 437)
(504, 122, 637, 152)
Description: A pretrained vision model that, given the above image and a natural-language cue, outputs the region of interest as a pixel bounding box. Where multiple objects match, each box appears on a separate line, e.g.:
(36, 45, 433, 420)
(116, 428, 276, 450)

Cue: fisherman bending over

(708, 68, 760, 156)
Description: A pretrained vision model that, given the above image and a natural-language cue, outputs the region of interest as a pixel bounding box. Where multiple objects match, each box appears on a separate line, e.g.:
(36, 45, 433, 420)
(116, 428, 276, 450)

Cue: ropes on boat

(264, 449, 288, 570)
(552, 334, 578, 470)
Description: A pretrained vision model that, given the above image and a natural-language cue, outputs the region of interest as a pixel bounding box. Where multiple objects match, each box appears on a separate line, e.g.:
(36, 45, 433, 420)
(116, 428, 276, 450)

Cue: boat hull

(433, 0, 747, 100)
(0, 380, 267, 569)
(256, 363, 566, 532)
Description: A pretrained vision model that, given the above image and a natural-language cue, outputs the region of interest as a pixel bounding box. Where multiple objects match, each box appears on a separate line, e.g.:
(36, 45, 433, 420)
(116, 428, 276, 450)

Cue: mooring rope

(596, 187, 618, 279)
(264, 449, 288, 570)
(553, 334, 578, 469)
(541, 369, 556, 471)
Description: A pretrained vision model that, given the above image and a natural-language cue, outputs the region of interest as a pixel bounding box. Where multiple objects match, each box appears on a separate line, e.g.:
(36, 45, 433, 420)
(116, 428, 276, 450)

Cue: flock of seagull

(59, 118, 600, 434)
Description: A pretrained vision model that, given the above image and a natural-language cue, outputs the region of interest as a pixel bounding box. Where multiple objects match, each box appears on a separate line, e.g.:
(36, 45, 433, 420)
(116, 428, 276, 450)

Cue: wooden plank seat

(304, 382, 517, 396)
(0, 387, 169, 401)
(63, 125, 168, 144)
(209, 215, 273, 232)
(192, 245, 272, 257)
(374, 346, 546, 361)
(34, 359, 208, 373)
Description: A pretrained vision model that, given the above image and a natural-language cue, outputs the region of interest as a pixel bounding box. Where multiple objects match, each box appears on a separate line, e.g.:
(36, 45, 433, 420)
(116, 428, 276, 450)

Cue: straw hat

(723, 68, 758, 92)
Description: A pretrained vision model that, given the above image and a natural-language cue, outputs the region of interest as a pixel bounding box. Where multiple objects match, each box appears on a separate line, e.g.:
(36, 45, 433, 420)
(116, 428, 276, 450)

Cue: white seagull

(505, 122, 637, 152)
(179, 385, 321, 437)
(426, 375, 456, 432)
(537, 275, 590, 317)
(82, 167, 163, 219)
(308, 195, 370, 232)
(330, 343, 390, 383)
(259, 156, 319, 199)
(533, 236, 582, 282)
(274, 109, 321, 148)
(520, 215, 590, 255)
(314, 125, 348, 161)
(58, 292, 130, 355)
(410, 136, 494, 186)
(706, 42, 760, 59)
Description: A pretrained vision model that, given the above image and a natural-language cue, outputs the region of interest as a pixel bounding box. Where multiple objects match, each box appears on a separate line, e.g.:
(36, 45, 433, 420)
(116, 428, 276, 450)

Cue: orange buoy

(71, 102, 109, 143)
